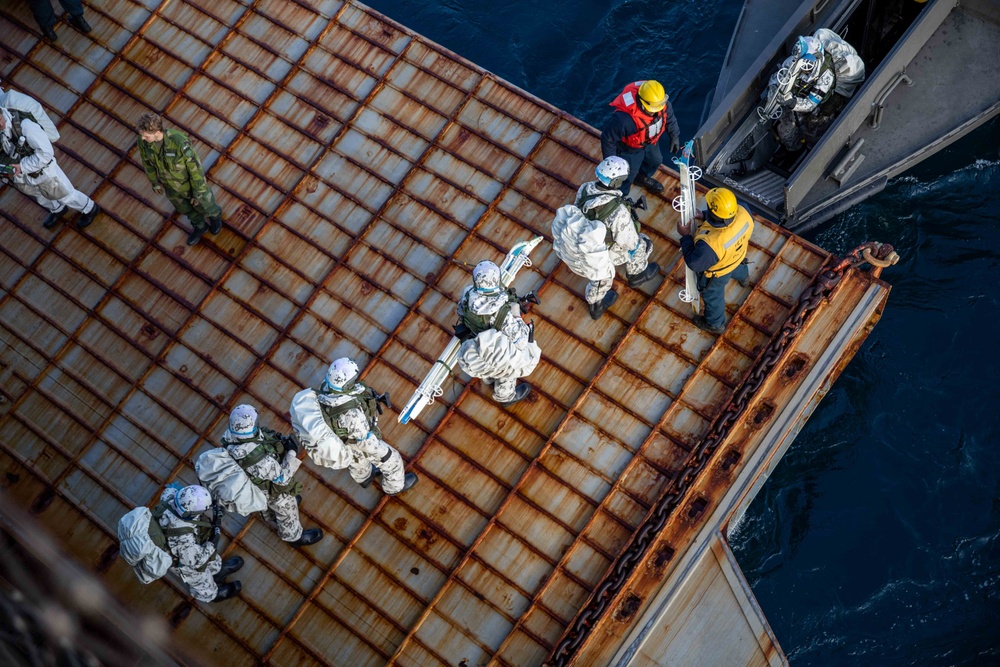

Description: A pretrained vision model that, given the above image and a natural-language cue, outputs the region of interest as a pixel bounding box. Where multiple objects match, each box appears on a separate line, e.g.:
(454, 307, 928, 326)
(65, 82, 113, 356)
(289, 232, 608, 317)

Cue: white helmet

(472, 260, 501, 295)
(596, 156, 629, 189)
(325, 357, 359, 391)
(227, 404, 258, 439)
(792, 35, 824, 81)
(172, 485, 212, 517)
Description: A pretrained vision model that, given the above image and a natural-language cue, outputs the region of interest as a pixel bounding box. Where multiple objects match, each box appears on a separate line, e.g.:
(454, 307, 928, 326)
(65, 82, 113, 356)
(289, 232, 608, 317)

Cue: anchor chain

(546, 242, 892, 665)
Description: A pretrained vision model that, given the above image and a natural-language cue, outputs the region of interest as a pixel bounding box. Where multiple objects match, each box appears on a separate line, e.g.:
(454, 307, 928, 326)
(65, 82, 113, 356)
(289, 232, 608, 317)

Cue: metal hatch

(0, 0, 890, 665)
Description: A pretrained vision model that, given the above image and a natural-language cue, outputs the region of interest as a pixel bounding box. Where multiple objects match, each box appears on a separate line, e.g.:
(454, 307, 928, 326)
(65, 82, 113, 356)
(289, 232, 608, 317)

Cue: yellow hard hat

(638, 80, 667, 113)
(705, 188, 738, 220)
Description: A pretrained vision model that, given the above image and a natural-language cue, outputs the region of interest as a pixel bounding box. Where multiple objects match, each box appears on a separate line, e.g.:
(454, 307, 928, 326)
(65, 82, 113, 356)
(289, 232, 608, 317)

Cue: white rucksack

(289, 388, 351, 470)
(551, 204, 615, 281)
(195, 447, 268, 515)
(0, 88, 60, 142)
(117, 506, 174, 584)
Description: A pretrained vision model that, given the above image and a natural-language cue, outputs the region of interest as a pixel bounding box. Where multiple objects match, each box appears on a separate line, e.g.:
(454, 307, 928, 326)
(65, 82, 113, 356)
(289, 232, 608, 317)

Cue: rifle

(398, 236, 543, 425)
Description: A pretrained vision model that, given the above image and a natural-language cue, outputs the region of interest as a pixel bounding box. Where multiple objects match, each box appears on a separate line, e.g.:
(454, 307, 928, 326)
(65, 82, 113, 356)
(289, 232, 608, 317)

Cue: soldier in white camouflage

(158, 484, 243, 603)
(135, 112, 222, 246)
(220, 405, 322, 547)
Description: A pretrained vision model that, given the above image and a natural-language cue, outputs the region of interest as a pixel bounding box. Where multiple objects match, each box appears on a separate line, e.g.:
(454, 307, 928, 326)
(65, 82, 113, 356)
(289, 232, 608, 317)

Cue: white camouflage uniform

(158, 486, 221, 603)
(1, 107, 96, 216)
(220, 432, 303, 542)
(456, 287, 539, 402)
(575, 180, 653, 304)
(317, 387, 406, 495)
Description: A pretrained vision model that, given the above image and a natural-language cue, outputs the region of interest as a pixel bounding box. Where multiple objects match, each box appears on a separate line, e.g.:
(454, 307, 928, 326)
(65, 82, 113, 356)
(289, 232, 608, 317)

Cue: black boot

(359, 463, 380, 489)
(627, 262, 660, 288)
(211, 581, 241, 602)
(213, 556, 244, 583)
(42, 208, 67, 229)
(186, 227, 205, 246)
(384, 472, 419, 496)
(42, 25, 58, 41)
(497, 383, 532, 407)
(288, 528, 323, 548)
(76, 203, 100, 229)
(693, 315, 726, 335)
(67, 14, 92, 33)
(588, 290, 619, 320)
(208, 216, 223, 234)
(634, 173, 664, 194)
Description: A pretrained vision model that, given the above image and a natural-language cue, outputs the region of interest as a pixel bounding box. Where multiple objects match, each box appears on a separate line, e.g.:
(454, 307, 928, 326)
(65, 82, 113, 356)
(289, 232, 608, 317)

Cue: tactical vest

(695, 206, 755, 278)
(227, 428, 303, 498)
(318, 384, 382, 441)
(792, 52, 837, 107)
(150, 502, 213, 571)
(575, 188, 639, 245)
(456, 288, 518, 340)
(0, 110, 39, 167)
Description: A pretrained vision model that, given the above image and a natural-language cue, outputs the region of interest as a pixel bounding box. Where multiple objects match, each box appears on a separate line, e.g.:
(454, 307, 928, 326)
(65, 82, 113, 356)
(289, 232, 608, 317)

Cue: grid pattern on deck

(0, 1, 829, 664)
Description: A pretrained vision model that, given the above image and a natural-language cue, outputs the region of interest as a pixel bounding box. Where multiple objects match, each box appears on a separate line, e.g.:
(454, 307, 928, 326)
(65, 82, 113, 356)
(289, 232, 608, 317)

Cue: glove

(518, 291, 540, 310)
(670, 137, 680, 154)
(152, 183, 163, 194)
(527, 321, 535, 344)
(281, 434, 299, 454)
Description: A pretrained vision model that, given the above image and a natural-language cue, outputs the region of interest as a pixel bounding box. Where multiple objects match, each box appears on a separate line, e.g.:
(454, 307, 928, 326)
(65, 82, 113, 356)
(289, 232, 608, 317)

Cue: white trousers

(14, 160, 94, 214)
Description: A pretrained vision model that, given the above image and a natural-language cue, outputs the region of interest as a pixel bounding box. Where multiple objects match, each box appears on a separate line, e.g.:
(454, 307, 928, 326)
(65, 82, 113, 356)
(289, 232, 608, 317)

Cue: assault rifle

(398, 236, 543, 425)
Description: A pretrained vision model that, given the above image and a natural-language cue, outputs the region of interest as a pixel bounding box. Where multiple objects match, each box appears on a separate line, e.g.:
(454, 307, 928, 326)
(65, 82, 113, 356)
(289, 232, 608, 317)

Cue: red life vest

(609, 81, 667, 150)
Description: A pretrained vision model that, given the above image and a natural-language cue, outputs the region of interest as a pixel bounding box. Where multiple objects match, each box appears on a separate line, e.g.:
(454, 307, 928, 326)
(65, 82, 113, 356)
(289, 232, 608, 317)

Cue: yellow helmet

(638, 80, 667, 113)
(705, 188, 738, 220)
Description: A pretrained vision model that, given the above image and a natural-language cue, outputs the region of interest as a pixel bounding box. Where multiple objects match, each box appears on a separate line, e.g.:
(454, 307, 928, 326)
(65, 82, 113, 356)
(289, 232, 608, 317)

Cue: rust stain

(393, 517, 408, 531)
(781, 353, 810, 384)
(169, 603, 192, 628)
(646, 543, 675, 576)
(613, 593, 642, 623)
(747, 400, 776, 431)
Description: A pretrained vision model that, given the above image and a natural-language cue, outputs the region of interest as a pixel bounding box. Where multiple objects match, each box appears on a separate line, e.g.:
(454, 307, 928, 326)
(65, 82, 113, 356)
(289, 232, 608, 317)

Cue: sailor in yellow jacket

(678, 187, 754, 335)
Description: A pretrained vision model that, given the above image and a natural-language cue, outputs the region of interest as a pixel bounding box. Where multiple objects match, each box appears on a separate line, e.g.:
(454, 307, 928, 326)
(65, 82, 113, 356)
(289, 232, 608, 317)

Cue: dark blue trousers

(27, 0, 84, 29)
(700, 262, 750, 329)
(618, 141, 663, 197)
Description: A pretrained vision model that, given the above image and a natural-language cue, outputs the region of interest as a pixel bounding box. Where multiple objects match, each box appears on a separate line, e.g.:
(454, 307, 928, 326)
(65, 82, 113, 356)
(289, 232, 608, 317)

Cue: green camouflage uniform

(138, 129, 220, 231)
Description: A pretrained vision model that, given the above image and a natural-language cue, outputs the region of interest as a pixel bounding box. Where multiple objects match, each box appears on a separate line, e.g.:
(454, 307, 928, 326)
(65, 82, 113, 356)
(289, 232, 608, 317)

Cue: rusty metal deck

(0, 1, 889, 665)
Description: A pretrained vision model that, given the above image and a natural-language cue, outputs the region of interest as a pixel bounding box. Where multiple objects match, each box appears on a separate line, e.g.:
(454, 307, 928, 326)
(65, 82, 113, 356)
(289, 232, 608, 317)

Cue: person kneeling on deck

(117, 484, 243, 604)
(766, 30, 864, 152)
(454, 260, 541, 407)
(678, 187, 754, 335)
(290, 358, 418, 495)
(196, 405, 322, 549)
(552, 157, 659, 320)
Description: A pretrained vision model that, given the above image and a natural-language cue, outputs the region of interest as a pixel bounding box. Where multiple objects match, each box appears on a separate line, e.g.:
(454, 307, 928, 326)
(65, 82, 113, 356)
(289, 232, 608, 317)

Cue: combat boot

(497, 383, 532, 407)
(693, 315, 726, 336)
(385, 472, 419, 496)
(77, 204, 100, 229)
(213, 556, 244, 583)
(42, 207, 67, 229)
(211, 581, 241, 602)
(359, 463, 379, 488)
(208, 216, 223, 235)
(288, 528, 323, 548)
(588, 290, 619, 320)
(627, 262, 660, 288)
(186, 227, 205, 245)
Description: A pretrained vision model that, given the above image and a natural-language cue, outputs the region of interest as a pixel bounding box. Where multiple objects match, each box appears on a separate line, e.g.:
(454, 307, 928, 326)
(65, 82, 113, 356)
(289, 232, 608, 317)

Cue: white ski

(398, 236, 543, 425)
(672, 140, 701, 314)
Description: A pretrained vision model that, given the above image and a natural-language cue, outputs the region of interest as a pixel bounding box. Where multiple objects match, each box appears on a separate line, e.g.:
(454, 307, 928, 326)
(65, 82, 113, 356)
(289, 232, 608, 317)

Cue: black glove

(281, 434, 299, 454)
(374, 391, 392, 414)
(518, 291, 540, 310)
(670, 137, 680, 154)
(527, 321, 535, 344)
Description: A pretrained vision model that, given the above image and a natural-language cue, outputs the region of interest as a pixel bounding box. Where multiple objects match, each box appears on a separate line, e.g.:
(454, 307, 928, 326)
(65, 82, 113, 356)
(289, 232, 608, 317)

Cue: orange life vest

(609, 81, 667, 150)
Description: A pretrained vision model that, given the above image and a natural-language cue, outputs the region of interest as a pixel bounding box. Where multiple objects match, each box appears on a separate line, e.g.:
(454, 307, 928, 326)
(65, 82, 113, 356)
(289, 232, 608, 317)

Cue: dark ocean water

(365, 1, 1000, 664)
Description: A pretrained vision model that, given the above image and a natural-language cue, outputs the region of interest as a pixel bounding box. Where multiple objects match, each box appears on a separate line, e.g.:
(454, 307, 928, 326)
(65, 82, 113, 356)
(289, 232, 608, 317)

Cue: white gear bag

(458, 328, 541, 381)
(290, 388, 351, 470)
(551, 204, 615, 282)
(195, 447, 268, 515)
(1, 88, 60, 142)
(117, 507, 173, 585)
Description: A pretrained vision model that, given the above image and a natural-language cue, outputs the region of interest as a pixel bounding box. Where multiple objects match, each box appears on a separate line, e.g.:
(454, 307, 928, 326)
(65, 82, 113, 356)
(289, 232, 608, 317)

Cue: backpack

(1, 88, 60, 142)
(454, 288, 519, 341)
(117, 503, 211, 583)
(195, 447, 269, 515)
(551, 204, 615, 282)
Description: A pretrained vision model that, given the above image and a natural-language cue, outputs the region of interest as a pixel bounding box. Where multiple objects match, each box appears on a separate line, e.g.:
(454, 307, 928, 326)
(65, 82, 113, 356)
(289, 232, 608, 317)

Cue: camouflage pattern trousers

(172, 553, 222, 603)
(482, 377, 517, 403)
(585, 234, 653, 304)
(347, 439, 406, 494)
(165, 186, 221, 232)
(261, 492, 303, 542)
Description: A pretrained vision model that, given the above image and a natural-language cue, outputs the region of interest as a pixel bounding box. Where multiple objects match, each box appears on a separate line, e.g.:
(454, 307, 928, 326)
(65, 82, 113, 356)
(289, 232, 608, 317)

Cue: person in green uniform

(135, 112, 222, 245)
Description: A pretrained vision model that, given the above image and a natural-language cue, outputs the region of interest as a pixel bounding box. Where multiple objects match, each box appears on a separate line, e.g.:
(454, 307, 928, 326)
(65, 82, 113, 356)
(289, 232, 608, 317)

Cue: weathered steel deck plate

(0, 1, 889, 665)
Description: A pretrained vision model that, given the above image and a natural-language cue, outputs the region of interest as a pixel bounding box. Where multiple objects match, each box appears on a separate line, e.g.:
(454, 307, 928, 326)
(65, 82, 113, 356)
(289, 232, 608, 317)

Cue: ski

(672, 140, 702, 315)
